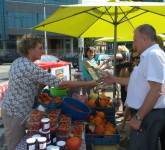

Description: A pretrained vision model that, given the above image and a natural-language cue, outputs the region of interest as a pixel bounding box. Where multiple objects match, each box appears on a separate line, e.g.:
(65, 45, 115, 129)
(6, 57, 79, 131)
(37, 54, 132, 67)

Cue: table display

(16, 89, 120, 150)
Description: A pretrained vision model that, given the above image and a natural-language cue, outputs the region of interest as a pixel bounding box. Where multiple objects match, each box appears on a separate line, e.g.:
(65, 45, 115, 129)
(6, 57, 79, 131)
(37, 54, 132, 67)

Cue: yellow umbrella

(33, 2, 165, 38)
(33, 1, 165, 64)
(96, 34, 165, 42)
(33, 1, 165, 97)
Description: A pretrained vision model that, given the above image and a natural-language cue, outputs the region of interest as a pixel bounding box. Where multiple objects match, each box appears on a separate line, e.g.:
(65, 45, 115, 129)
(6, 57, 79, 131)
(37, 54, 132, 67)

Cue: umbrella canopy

(95, 36, 133, 42)
(96, 34, 165, 42)
(33, 2, 165, 97)
(33, 2, 165, 39)
(33, 1, 165, 67)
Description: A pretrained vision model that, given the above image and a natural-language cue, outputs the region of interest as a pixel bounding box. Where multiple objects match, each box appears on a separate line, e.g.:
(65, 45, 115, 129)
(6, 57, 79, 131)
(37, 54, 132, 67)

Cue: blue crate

(62, 97, 91, 120)
(85, 116, 120, 145)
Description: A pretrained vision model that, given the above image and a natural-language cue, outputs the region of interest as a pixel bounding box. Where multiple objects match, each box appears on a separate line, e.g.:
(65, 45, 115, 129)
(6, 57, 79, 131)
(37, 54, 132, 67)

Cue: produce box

(85, 116, 120, 145)
(91, 105, 115, 117)
(33, 92, 63, 111)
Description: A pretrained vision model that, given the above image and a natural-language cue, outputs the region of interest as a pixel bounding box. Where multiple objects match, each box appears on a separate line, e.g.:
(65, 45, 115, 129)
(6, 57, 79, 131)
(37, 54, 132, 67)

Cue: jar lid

(26, 137, 36, 144)
(32, 134, 41, 140)
(56, 140, 66, 146)
(37, 137, 47, 142)
(41, 118, 50, 123)
(47, 145, 60, 150)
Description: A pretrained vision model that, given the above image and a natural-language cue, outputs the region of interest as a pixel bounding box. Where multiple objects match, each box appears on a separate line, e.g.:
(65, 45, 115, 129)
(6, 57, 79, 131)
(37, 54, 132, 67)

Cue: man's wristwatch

(135, 113, 143, 121)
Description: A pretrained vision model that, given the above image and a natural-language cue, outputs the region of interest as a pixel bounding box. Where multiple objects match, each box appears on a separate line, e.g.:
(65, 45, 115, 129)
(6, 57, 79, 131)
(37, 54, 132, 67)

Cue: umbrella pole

(113, 6, 118, 101)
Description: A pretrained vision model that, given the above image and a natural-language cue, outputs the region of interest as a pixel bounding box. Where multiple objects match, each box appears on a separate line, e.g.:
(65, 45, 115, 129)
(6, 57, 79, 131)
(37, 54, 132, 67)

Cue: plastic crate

(85, 116, 120, 145)
(62, 97, 91, 120)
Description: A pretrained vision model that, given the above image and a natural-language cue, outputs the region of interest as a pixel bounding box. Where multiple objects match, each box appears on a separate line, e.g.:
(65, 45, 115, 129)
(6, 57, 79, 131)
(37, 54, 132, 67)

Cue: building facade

(0, 0, 79, 57)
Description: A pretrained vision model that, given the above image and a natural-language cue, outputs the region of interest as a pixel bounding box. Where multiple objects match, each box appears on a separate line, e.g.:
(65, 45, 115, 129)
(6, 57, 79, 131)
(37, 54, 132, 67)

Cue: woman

(81, 47, 108, 96)
(1, 34, 97, 150)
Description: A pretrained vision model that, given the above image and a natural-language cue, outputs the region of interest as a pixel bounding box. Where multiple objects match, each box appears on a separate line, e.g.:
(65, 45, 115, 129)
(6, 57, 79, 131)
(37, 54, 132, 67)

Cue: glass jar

(39, 129, 51, 145)
(41, 118, 50, 132)
(26, 137, 36, 150)
(56, 141, 66, 150)
(47, 145, 60, 150)
(38, 137, 47, 150)
(32, 134, 41, 149)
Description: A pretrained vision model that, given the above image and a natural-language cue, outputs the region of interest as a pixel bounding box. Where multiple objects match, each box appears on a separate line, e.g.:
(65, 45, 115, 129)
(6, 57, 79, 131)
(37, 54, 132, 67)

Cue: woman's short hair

(118, 45, 129, 53)
(17, 34, 43, 55)
(84, 47, 96, 58)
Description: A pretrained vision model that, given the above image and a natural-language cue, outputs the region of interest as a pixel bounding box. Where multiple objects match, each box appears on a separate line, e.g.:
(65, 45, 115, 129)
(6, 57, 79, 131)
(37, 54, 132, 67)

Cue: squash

(66, 137, 82, 150)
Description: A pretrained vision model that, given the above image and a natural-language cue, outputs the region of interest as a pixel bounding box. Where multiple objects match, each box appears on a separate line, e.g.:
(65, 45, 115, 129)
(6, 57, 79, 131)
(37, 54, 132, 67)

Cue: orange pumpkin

(66, 137, 82, 150)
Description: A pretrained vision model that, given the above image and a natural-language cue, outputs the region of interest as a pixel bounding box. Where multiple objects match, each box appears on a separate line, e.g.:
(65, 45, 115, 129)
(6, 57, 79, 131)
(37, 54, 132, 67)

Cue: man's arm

(102, 73, 129, 86)
(128, 81, 163, 130)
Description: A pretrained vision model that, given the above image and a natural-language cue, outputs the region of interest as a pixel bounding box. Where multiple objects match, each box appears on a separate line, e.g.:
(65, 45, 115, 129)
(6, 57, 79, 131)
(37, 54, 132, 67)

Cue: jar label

(44, 123, 50, 129)
(53, 137, 57, 143)
(28, 144, 35, 150)
(48, 133, 50, 140)
(39, 143, 46, 149)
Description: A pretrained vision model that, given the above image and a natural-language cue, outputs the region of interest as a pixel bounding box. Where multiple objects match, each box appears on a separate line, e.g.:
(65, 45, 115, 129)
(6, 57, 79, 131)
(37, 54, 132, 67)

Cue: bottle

(50, 127, 57, 145)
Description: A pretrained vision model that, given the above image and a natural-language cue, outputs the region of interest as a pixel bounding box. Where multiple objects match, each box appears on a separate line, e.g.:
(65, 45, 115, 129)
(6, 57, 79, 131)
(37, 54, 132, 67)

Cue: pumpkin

(66, 137, 82, 150)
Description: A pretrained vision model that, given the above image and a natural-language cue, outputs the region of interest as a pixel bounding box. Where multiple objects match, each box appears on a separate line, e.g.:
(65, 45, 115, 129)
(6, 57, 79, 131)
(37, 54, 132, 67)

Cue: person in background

(110, 45, 131, 113)
(102, 24, 165, 150)
(121, 49, 140, 127)
(156, 35, 164, 50)
(1, 34, 97, 150)
(81, 47, 108, 96)
(155, 34, 165, 150)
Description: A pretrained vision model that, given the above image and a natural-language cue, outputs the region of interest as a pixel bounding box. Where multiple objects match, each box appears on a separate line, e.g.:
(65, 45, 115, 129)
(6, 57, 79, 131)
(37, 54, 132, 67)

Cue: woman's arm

(84, 59, 107, 70)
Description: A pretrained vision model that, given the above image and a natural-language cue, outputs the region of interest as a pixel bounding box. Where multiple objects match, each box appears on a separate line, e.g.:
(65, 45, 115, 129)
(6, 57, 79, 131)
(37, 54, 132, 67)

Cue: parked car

(60, 54, 79, 68)
(0, 51, 21, 64)
(95, 53, 113, 66)
(34, 55, 70, 80)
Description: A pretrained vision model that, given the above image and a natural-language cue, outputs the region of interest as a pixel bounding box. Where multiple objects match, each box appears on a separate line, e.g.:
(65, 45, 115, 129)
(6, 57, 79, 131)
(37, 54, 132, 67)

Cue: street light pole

(43, 0, 48, 55)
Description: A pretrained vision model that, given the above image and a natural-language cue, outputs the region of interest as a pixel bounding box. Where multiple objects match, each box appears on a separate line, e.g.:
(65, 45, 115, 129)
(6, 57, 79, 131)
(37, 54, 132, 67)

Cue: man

(103, 24, 165, 150)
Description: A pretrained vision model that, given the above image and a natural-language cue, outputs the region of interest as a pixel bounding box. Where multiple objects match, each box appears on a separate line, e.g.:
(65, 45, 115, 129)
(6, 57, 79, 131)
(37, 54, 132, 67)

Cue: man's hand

(102, 72, 116, 85)
(128, 116, 142, 131)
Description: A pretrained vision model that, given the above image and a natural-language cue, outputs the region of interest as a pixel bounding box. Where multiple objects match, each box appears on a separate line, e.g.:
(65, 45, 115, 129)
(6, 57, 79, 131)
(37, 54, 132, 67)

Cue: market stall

(16, 86, 120, 150)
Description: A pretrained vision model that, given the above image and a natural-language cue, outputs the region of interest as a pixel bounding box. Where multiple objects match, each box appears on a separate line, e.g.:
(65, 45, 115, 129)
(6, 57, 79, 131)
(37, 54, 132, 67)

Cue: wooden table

(93, 145, 118, 150)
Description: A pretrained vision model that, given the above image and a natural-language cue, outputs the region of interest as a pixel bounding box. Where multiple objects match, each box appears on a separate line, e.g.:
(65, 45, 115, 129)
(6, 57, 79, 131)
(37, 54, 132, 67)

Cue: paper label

(39, 143, 46, 149)
(28, 144, 35, 150)
(44, 123, 50, 129)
